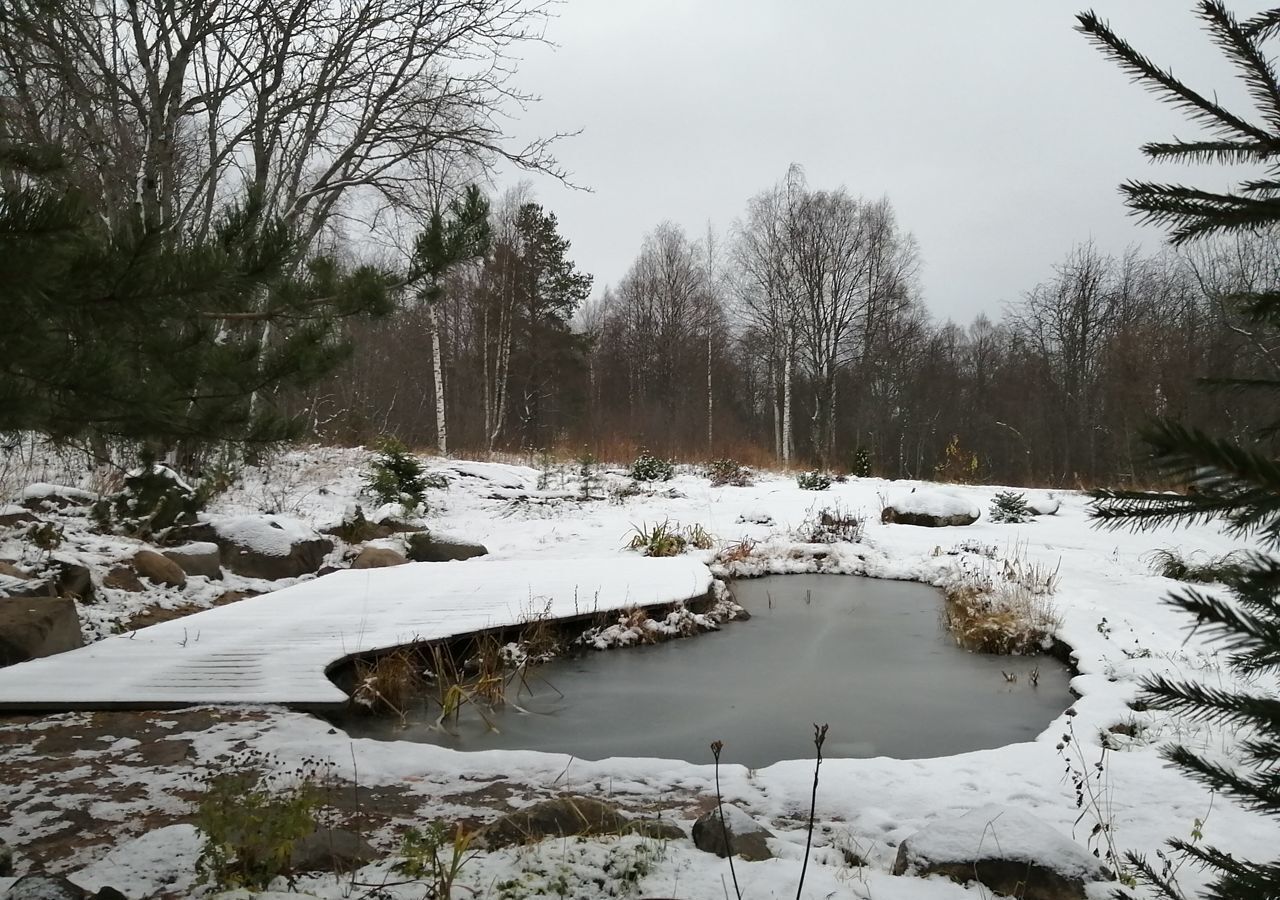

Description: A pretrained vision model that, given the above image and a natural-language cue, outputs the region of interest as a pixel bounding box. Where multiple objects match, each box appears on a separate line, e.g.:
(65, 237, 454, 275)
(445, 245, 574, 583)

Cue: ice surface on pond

(341, 574, 1072, 767)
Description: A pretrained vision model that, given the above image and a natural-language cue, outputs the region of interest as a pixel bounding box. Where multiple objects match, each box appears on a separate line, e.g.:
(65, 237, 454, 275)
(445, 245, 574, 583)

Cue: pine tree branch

(1242, 8, 1280, 41)
(1142, 139, 1278, 164)
(1143, 677, 1280, 735)
(1197, 2, 1280, 133)
(1120, 180, 1280, 243)
(1077, 10, 1274, 143)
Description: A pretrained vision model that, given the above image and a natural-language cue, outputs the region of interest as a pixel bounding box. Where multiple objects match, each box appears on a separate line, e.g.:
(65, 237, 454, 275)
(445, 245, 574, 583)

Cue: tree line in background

(3, 0, 1277, 493)
(300, 165, 1279, 488)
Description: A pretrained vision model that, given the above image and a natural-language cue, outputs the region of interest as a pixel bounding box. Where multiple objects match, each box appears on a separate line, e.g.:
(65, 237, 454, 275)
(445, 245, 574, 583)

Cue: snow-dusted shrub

(795, 470, 833, 491)
(90, 463, 201, 538)
(706, 458, 752, 486)
(989, 490, 1033, 524)
(629, 450, 674, 482)
(794, 503, 864, 544)
(1146, 547, 1246, 585)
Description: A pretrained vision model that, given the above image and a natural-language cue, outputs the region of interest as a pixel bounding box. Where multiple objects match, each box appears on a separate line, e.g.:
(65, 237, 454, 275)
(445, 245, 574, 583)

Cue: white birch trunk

(427, 298, 448, 456)
(706, 332, 713, 453)
(782, 341, 793, 463)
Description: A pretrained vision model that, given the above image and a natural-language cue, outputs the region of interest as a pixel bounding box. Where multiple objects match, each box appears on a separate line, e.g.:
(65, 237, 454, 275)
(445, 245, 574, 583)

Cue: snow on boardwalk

(0, 557, 713, 711)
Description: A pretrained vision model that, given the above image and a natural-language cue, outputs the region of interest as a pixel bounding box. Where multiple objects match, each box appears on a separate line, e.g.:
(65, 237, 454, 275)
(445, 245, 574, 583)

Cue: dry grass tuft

(942, 547, 1061, 655)
(717, 538, 756, 565)
(351, 648, 426, 718)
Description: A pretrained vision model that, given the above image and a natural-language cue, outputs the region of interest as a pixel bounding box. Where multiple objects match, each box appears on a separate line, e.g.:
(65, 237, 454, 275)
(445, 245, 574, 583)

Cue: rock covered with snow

(892, 805, 1110, 900)
(691, 804, 775, 861)
(18, 483, 96, 511)
(1027, 493, 1062, 516)
(0, 505, 38, 529)
(476, 796, 683, 849)
(405, 531, 487, 563)
(881, 488, 980, 527)
(160, 542, 222, 580)
(201, 515, 333, 581)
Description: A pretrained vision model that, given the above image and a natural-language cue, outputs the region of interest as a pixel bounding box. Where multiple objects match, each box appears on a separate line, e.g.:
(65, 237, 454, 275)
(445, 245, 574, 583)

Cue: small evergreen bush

(796, 470, 833, 491)
(989, 490, 1033, 524)
(577, 449, 600, 500)
(851, 447, 872, 478)
(707, 458, 752, 487)
(365, 436, 441, 511)
(630, 450, 674, 482)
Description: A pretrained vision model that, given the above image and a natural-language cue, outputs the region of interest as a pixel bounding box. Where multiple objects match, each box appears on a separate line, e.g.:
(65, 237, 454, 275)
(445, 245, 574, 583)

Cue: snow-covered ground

(1, 444, 1276, 899)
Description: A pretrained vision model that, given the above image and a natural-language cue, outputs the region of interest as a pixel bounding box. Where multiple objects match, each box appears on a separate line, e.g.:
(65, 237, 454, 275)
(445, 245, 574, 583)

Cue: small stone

(289, 828, 377, 874)
(102, 567, 144, 593)
(691, 805, 774, 861)
(0, 561, 32, 581)
(351, 547, 408, 569)
(162, 542, 222, 580)
(3, 873, 89, 899)
(132, 550, 187, 588)
(52, 561, 95, 604)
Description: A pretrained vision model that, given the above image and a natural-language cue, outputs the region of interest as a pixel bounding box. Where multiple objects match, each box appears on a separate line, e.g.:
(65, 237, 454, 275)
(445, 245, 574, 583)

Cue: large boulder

(351, 547, 408, 569)
(892, 805, 1111, 900)
(691, 805, 775, 861)
(19, 483, 96, 512)
(203, 515, 333, 581)
(405, 532, 488, 563)
(881, 488, 980, 527)
(476, 797, 683, 849)
(132, 550, 187, 588)
(161, 542, 222, 580)
(0, 597, 84, 666)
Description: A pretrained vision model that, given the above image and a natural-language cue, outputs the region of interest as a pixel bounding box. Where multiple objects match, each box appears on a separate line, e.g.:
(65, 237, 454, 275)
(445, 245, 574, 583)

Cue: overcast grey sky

(498, 2, 1271, 323)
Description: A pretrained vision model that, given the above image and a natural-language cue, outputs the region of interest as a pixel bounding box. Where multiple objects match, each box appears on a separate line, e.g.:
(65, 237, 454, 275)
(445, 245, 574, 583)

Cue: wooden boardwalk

(0, 557, 713, 711)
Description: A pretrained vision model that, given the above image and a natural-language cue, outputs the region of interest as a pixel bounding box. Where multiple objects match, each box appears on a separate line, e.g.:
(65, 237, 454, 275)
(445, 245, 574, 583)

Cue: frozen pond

(339, 574, 1073, 767)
